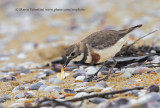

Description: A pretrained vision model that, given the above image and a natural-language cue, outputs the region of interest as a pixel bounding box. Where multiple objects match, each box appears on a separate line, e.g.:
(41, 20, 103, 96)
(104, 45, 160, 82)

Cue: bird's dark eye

(71, 52, 75, 56)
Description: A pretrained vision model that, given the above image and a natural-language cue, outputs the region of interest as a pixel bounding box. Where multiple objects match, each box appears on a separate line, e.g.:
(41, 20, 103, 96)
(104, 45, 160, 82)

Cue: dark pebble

(89, 97, 107, 104)
(63, 89, 77, 94)
(0, 98, 6, 103)
(24, 93, 34, 98)
(147, 84, 159, 93)
(153, 46, 160, 53)
(44, 70, 55, 76)
(116, 98, 129, 105)
(29, 82, 44, 90)
(51, 64, 62, 72)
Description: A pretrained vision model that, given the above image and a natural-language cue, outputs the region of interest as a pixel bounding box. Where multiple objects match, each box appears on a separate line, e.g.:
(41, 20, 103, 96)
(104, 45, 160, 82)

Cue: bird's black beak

(63, 57, 71, 67)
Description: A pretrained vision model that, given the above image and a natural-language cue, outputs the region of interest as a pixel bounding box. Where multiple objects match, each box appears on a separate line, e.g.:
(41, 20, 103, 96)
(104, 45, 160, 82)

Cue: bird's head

(63, 44, 82, 67)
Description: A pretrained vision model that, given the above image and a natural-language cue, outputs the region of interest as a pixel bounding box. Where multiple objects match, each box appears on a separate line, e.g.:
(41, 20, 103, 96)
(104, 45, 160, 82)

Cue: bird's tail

(127, 24, 143, 33)
(119, 24, 142, 37)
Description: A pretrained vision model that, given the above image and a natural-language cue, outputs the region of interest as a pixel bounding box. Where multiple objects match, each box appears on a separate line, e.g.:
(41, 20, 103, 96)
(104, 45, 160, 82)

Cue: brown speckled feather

(81, 25, 142, 50)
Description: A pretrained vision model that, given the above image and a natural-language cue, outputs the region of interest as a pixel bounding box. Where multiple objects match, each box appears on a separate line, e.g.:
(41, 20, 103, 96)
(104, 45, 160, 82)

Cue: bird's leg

(98, 57, 117, 82)
(86, 62, 106, 82)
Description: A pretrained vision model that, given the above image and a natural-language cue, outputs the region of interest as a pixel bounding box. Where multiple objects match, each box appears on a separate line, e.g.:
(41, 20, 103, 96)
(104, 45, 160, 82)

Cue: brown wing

(81, 30, 122, 49)
(81, 24, 142, 49)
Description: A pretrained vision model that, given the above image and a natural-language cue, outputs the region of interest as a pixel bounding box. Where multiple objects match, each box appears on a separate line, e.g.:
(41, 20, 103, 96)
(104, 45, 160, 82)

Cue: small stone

(97, 102, 111, 108)
(74, 92, 89, 98)
(147, 84, 159, 93)
(51, 64, 62, 72)
(24, 91, 35, 98)
(1, 94, 11, 100)
(34, 72, 46, 79)
(14, 93, 25, 99)
(148, 92, 160, 102)
(116, 98, 129, 105)
(9, 103, 23, 107)
(38, 85, 48, 91)
(85, 87, 103, 92)
(133, 67, 153, 74)
(0, 98, 6, 103)
(28, 82, 43, 90)
(95, 81, 108, 88)
(74, 87, 87, 92)
(12, 85, 25, 92)
(44, 86, 61, 92)
(73, 70, 86, 78)
(76, 76, 85, 82)
(50, 89, 60, 98)
(46, 35, 59, 42)
(63, 89, 77, 96)
(44, 70, 55, 76)
(85, 66, 98, 75)
(89, 98, 108, 104)
(48, 77, 64, 84)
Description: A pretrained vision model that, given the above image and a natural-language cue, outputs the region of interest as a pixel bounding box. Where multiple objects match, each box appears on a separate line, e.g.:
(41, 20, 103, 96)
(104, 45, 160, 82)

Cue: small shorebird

(57, 24, 142, 80)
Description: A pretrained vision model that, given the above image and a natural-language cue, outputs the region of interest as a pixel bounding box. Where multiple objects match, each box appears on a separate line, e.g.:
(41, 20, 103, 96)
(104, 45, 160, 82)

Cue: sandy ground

(0, 0, 160, 107)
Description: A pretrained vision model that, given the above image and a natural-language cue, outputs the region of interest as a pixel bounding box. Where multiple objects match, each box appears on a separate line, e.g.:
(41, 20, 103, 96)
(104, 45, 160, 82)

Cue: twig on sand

(64, 87, 143, 102)
(37, 98, 73, 108)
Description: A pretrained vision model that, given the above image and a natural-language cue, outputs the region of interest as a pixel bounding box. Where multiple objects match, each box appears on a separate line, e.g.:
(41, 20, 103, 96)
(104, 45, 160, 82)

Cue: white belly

(93, 35, 129, 63)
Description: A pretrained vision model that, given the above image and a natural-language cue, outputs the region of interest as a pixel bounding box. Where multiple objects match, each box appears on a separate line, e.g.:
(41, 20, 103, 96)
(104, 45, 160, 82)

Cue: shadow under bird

(57, 24, 142, 80)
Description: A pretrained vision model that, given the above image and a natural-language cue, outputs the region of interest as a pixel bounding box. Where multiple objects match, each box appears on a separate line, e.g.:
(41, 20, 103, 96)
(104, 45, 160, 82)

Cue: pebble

(24, 91, 35, 98)
(85, 66, 98, 75)
(0, 98, 6, 103)
(74, 92, 89, 98)
(44, 70, 55, 76)
(102, 87, 113, 92)
(97, 102, 110, 108)
(14, 93, 25, 99)
(44, 86, 61, 92)
(74, 87, 87, 92)
(116, 98, 129, 105)
(89, 98, 108, 104)
(46, 35, 59, 42)
(133, 67, 153, 74)
(75, 76, 85, 82)
(85, 87, 103, 92)
(50, 89, 60, 98)
(120, 68, 134, 78)
(1, 94, 11, 100)
(94, 81, 108, 88)
(147, 84, 159, 93)
(148, 92, 160, 102)
(9, 103, 23, 107)
(28, 82, 44, 90)
(63, 89, 77, 96)
(34, 72, 46, 79)
(73, 70, 86, 78)
(48, 77, 64, 84)
(12, 85, 25, 93)
(38, 85, 48, 91)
